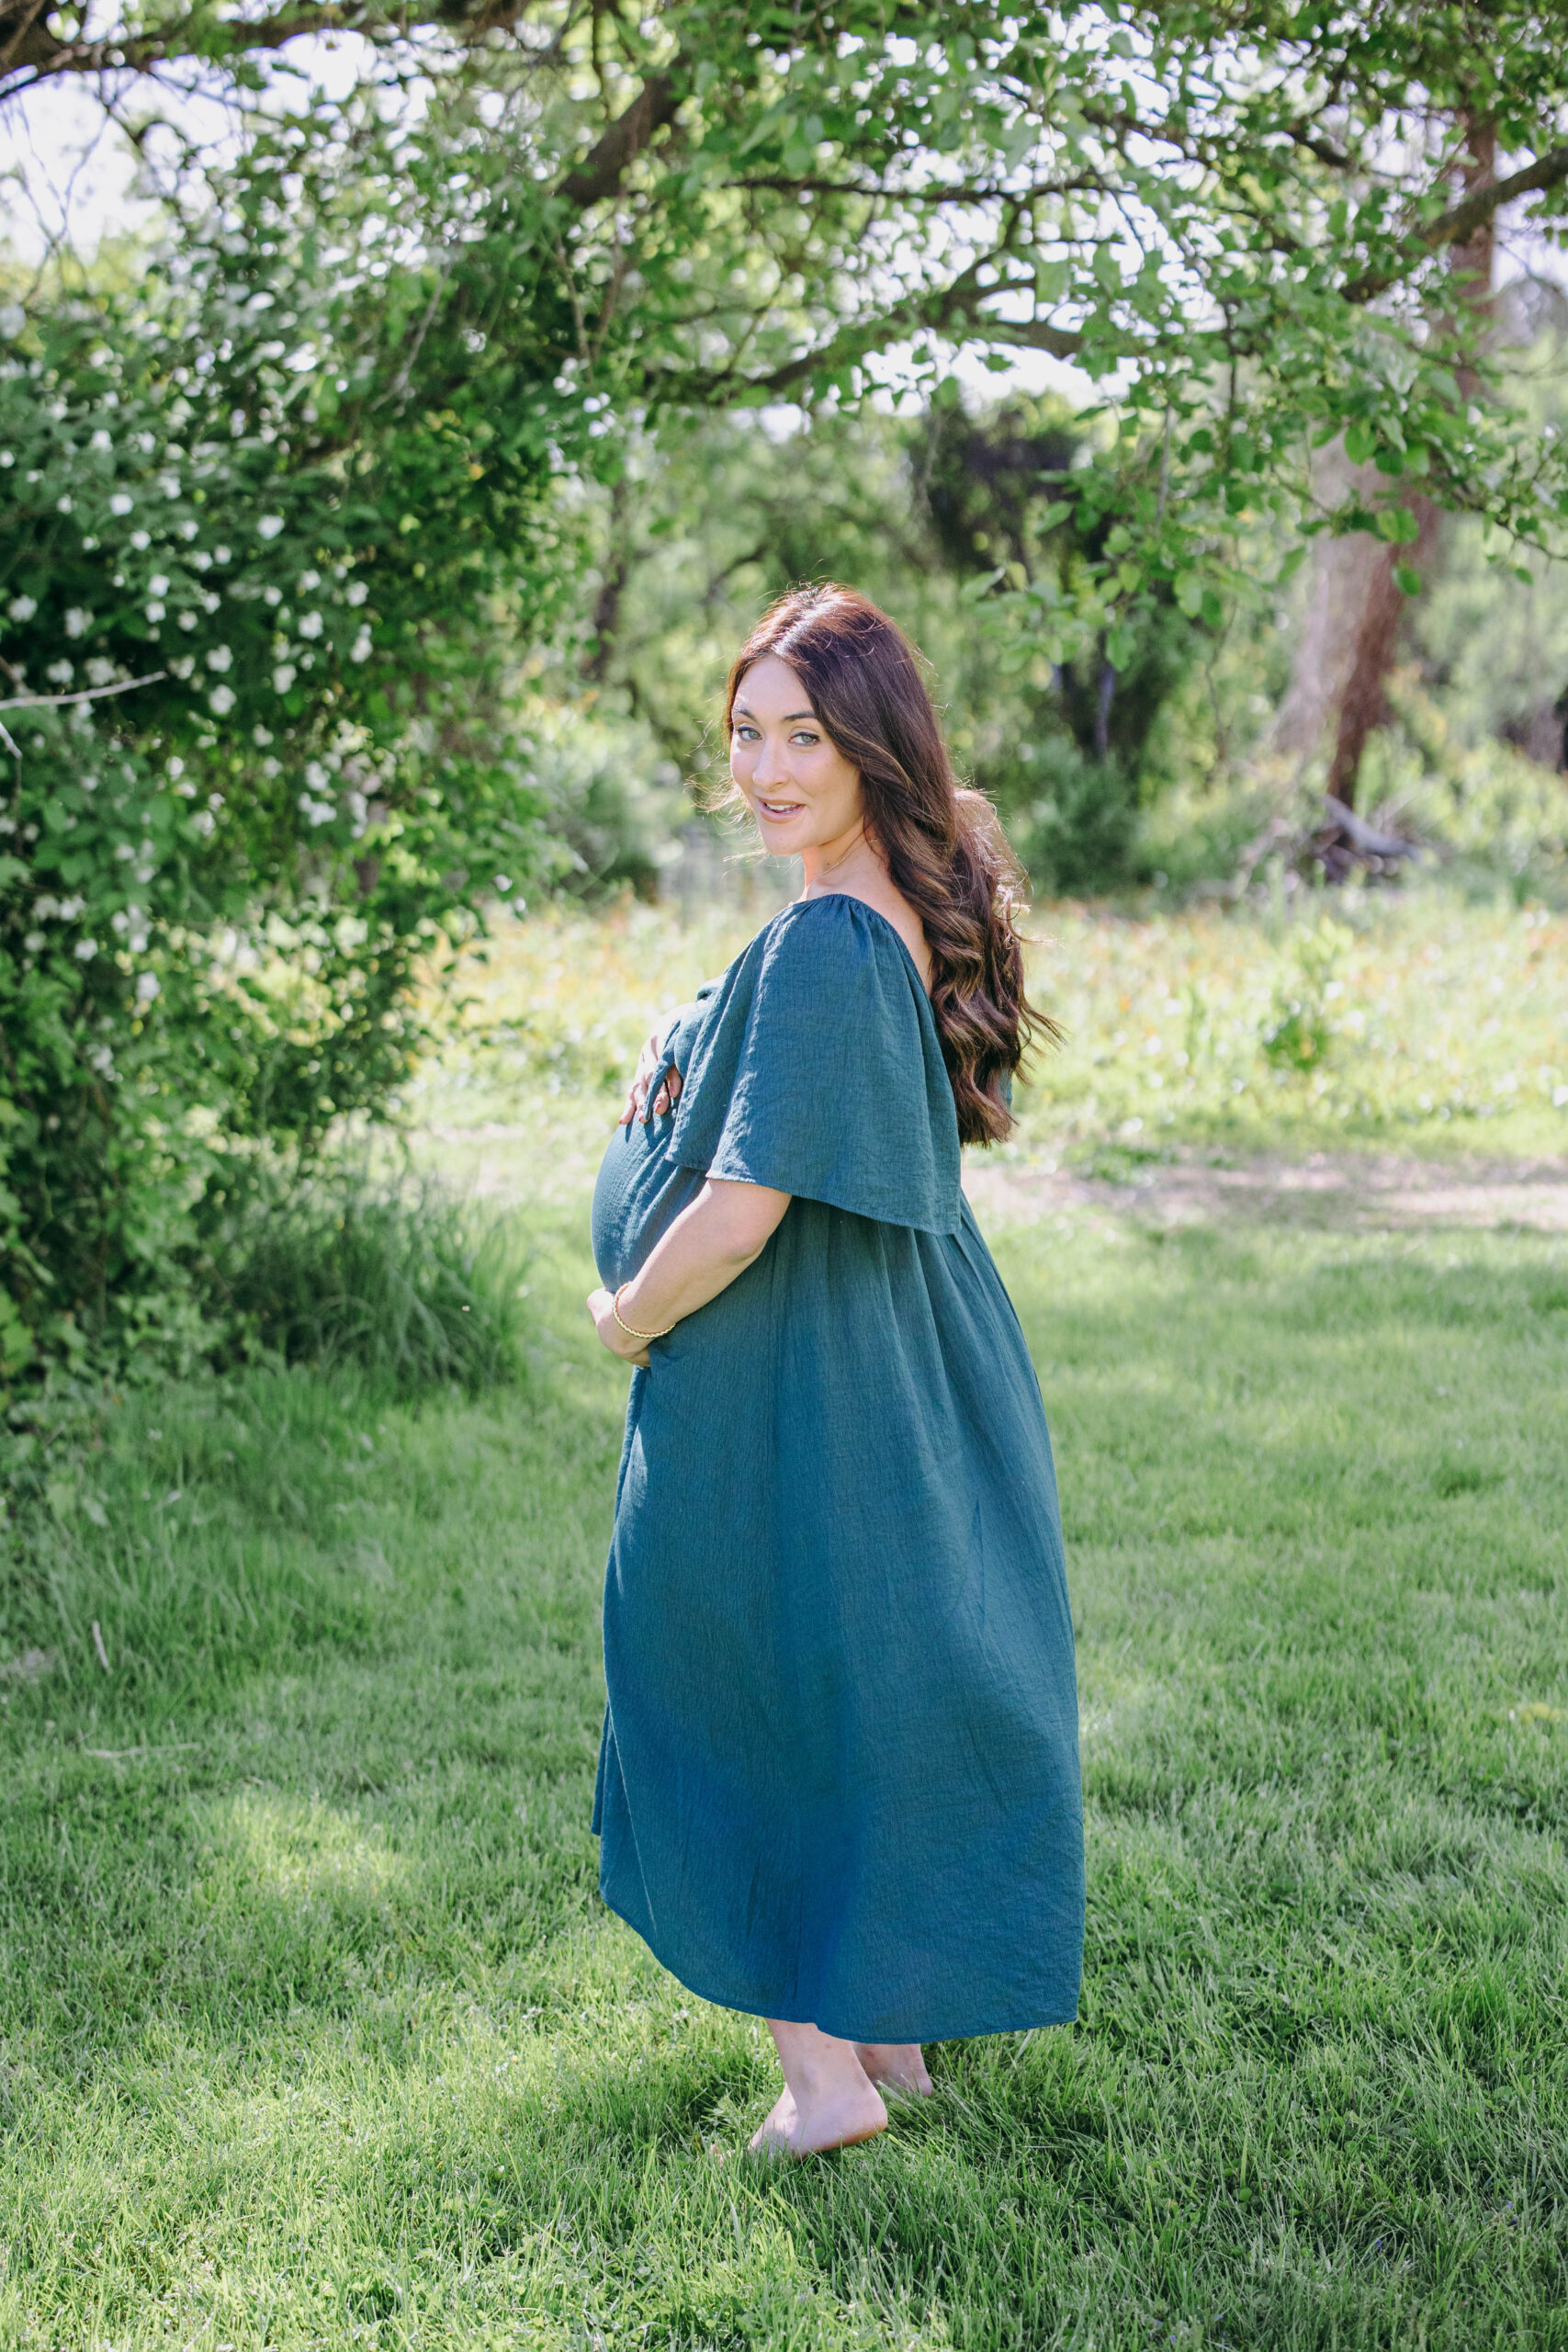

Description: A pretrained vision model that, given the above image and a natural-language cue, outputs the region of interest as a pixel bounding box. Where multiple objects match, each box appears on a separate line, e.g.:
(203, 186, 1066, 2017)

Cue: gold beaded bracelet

(613, 1285, 674, 1342)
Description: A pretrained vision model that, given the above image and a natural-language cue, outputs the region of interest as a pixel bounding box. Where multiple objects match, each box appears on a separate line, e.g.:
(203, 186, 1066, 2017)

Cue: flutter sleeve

(668, 894, 962, 1233)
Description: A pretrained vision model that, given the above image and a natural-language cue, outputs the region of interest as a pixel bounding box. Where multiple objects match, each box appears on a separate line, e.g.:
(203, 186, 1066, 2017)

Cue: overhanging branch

(667, 275, 1087, 405)
(556, 68, 682, 211)
(1346, 142, 1568, 303)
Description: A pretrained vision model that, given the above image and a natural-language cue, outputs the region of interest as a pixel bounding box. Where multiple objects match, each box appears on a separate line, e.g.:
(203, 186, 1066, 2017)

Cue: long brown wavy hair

(721, 584, 1057, 1147)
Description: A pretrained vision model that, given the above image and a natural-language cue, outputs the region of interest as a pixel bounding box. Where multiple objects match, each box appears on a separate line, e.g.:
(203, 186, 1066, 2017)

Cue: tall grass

(0, 1171, 530, 1695)
(202, 1163, 529, 1396)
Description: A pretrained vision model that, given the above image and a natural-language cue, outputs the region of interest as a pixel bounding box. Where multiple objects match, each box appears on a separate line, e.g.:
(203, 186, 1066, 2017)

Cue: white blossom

(168, 655, 195, 680)
(214, 546, 231, 564)
(90, 430, 113, 454)
(178, 612, 197, 631)
(192, 808, 217, 835)
(150, 574, 170, 597)
(297, 611, 323, 639)
(64, 606, 90, 638)
(130, 529, 151, 550)
(299, 792, 336, 826)
(109, 492, 133, 516)
(85, 658, 117, 684)
(74, 938, 98, 960)
(206, 644, 232, 672)
(46, 660, 73, 685)
(305, 761, 328, 790)
(56, 494, 73, 514)
(257, 514, 285, 540)
(299, 570, 321, 592)
(350, 628, 371, 663)
(159, 474, 181, 498)
(145, 602, 165, 623)
(273, 662, 297, 693)
(209, 684, 235, 716)
(345, 579, 368, 606)
(6, 594, 36, 621)
(135, 972, 160, 1003)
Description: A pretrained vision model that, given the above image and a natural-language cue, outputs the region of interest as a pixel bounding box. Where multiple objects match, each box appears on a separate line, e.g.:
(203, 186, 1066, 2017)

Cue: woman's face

(729, 654, 863, 859)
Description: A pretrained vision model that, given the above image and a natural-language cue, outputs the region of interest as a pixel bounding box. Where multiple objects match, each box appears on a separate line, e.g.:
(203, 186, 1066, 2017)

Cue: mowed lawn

(4, 1185, 1565, 2352)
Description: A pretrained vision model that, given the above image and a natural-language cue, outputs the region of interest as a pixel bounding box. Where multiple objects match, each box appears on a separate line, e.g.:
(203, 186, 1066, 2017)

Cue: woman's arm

(587, 1178, 791, 1366)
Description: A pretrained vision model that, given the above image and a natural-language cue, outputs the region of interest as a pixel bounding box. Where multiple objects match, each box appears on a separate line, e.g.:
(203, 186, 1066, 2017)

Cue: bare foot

(749, 2086, 798, 2154)
(853, 2041, 933, 2098)
(749, 2077, 886, 2156)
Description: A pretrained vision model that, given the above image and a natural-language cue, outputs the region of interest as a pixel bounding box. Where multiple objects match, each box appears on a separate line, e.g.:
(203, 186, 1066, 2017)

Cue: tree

(1272, 111, 1507, 815)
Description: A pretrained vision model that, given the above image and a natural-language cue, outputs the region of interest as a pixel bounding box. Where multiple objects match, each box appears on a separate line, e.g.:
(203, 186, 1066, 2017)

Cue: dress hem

(595, 1880, 1080, 2046)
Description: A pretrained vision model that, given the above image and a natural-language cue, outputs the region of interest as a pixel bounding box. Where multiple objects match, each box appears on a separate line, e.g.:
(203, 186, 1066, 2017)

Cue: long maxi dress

(590, 892, 1084, 2044)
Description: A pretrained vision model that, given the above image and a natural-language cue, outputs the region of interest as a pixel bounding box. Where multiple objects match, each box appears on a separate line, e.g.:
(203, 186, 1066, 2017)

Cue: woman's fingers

(616, 1027, 684, 1127)
(619, 1032, 659, 1124)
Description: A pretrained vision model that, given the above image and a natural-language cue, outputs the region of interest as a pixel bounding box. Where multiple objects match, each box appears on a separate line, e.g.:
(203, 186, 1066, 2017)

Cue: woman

(586, 585, 1083, 2157)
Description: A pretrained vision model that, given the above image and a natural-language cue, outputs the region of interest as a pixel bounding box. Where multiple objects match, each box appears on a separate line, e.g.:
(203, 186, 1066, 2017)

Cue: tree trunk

(1323, 492, 1444, 805)
(1274, 123, 1496, 813)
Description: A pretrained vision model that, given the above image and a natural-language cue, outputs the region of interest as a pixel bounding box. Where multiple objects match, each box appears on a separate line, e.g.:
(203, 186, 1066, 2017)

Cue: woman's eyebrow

(733, 702, 818, 722)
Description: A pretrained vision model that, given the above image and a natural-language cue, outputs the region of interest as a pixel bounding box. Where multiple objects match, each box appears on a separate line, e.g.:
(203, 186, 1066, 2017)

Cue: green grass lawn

(4, 1193, 1566, 2348)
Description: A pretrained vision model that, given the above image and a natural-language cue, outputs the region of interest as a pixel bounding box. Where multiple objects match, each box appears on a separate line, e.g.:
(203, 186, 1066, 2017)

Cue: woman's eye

(790, 730, 818, 746)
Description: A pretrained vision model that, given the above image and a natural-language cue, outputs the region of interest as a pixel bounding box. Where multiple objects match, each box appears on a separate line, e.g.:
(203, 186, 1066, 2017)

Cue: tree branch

(671, 272, 1086, 404)
(1345, 142, 1568, 303)
(1, 0, 374, 86)
(556, 67, 681, 211)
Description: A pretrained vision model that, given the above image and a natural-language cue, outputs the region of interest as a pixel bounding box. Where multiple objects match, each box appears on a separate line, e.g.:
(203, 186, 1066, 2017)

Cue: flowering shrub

(0, 130, 588, 1371)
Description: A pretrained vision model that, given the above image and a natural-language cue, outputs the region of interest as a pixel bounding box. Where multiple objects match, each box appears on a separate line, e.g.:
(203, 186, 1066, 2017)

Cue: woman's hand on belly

(587, 1287, 653, 1367)
(619, 1023, 684, 1125)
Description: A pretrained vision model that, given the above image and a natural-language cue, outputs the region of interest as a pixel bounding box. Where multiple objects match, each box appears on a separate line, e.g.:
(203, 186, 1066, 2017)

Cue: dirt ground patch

(963, 1148, 1568, 1232)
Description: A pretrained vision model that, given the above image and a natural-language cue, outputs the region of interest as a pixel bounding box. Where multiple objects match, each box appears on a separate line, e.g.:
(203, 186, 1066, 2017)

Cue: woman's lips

(756, 797, 804, 819)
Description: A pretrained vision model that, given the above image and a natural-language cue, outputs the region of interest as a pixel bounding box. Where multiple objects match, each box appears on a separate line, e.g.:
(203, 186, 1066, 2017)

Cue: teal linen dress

(590, 893, 1083, 2043)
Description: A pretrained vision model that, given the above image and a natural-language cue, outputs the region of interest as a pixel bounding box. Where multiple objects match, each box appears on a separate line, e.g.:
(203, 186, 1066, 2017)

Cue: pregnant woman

(587, 584, 1083, 2156)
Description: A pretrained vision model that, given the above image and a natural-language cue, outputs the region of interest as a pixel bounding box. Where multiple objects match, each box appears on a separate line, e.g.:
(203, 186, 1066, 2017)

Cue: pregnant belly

(591, 1115, 707, 1291)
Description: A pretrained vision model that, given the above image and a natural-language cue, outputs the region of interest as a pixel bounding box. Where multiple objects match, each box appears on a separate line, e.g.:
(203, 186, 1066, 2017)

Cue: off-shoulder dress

(589, 892, 1083, 2043)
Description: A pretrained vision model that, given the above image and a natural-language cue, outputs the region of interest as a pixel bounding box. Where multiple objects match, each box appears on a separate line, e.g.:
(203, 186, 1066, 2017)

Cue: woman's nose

(752, 735, 787, 788)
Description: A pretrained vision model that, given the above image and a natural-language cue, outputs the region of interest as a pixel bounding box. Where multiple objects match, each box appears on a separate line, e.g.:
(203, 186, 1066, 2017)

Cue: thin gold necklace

(814, 823, 871, 882)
